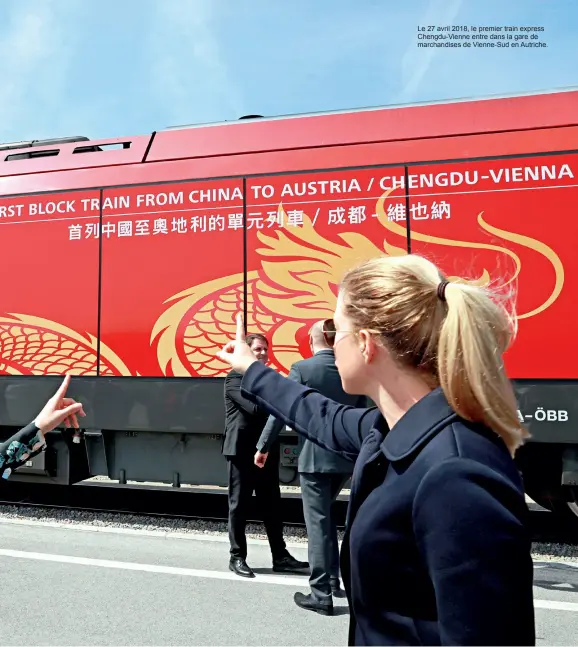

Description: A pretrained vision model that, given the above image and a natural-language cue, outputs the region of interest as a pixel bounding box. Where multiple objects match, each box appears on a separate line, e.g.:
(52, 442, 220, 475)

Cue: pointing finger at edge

(53, 374, 71, 401)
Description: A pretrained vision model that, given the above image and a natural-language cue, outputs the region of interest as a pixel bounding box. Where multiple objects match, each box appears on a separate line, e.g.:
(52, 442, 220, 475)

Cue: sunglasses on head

(322, 318, 336, 347)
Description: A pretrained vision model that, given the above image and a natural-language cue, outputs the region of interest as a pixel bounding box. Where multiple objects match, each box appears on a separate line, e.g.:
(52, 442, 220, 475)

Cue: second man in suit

(223, 332, 309, 578)
(254, 320, 369, 615)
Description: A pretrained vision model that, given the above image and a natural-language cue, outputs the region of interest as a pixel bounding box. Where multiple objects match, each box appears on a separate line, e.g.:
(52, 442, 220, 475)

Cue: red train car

(1, 88, 577, 524)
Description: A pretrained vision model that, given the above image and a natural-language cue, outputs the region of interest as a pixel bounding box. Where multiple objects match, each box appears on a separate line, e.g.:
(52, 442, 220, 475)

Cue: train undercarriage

(3, 377, 577, 531)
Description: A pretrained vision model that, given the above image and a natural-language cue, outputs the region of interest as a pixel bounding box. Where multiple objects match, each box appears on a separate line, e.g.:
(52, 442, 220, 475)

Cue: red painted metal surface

(146, 90, 578, 163)
(0, 89, 577, 381)
(407, 153, 577, 380)
(2, 123, 578, 198)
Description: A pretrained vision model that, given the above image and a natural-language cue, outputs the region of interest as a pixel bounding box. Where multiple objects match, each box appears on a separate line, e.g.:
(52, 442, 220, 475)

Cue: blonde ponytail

(438, 282, 528, 454)
(340, 254, 529, 455)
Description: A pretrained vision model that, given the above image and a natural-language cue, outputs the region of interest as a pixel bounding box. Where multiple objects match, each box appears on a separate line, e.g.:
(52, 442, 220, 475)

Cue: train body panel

(1, 88, 578, 521)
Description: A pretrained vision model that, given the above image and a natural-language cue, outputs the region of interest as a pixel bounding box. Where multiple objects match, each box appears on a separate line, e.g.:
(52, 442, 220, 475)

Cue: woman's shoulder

(426, 419, 525, 494)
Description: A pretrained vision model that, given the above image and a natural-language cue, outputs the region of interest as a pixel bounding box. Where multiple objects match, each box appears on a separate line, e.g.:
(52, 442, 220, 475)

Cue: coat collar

(379, 388, 458, 462)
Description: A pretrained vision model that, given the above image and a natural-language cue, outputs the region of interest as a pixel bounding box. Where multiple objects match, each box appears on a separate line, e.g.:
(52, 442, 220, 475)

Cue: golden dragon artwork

(0, 189, 565, 377)
(150, 188, 565, 378)
(0, 314, 131, 376)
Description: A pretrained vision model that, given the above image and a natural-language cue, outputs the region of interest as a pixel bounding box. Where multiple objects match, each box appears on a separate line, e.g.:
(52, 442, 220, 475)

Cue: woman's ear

(358, 330, 376, 363)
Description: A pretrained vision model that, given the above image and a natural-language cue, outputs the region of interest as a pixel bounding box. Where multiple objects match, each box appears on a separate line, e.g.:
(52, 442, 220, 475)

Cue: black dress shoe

(229, 557, 255, 578)
(331, 582, 346, 598)
(272, 554, 309, 573)
(294, 592, 333, 616)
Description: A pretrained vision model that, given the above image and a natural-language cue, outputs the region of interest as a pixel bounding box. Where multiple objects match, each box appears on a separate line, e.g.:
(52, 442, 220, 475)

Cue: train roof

(1, 86, 578, 180)
(163, 85, 578, 132)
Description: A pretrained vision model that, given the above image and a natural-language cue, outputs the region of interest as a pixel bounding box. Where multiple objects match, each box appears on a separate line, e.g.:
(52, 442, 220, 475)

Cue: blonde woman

(217, 254, 535, 646)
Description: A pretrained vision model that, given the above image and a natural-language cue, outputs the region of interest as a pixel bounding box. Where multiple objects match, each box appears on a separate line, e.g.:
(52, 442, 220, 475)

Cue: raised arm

(0, 375, 85, 481)
(217, 315, 376, 460)
(242, 361, 376, 460)
(413, 458, 535, 646)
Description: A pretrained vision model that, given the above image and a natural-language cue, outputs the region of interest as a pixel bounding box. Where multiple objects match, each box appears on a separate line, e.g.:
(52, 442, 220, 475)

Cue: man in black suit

(223, 332, 309, 578)
(254, 321, 367, 615)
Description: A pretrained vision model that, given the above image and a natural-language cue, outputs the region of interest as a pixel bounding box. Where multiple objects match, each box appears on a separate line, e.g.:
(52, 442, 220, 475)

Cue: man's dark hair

(245, 333, 268, 348)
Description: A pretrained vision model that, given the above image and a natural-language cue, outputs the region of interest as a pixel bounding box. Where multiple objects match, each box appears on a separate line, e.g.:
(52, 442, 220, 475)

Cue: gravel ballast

(0, 504, 576, 563)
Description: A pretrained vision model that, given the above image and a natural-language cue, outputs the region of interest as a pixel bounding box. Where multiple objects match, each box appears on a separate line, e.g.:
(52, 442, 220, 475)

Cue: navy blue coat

(241, 361, 535, 646)
(257, 350, 364, 473)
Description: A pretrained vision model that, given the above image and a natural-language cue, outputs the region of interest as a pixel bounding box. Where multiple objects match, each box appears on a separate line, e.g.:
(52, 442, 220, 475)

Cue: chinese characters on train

(0, 161, 573, 242)
(68, 204, 453, 241)
(68, 200, 453, 240)
(62, 176, 446, 242)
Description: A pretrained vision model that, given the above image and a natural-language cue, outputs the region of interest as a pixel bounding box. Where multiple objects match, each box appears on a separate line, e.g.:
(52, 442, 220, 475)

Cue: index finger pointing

(235, 313, 245, 344)
(53, 374, 71, 401)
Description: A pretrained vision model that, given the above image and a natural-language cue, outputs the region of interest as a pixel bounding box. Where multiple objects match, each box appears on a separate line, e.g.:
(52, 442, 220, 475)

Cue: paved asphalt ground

(0, 520, 576, 645)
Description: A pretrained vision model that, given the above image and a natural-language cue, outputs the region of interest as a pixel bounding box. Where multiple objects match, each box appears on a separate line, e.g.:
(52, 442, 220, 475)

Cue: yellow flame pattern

(374, 188, 564, 317)
(152, 188, 565, 376)
(0, 187, 562, 378)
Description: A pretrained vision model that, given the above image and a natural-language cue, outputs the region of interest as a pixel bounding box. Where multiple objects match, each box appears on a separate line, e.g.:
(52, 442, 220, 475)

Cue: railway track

(0, 481, 319, 527)
(0, 482, 576, 545)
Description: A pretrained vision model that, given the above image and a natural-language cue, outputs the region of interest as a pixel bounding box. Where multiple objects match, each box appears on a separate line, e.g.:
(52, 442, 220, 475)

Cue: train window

(73, 142, 131, 154)
(4, 149, 60, 161)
